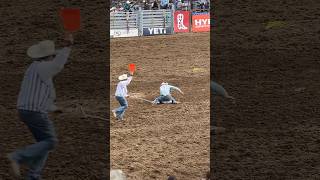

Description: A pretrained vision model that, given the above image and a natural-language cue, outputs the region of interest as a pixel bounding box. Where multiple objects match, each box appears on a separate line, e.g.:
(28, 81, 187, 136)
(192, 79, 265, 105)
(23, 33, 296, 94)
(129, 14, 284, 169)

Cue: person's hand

(49, 104, 63, 114)
(129, 71, 134, 76)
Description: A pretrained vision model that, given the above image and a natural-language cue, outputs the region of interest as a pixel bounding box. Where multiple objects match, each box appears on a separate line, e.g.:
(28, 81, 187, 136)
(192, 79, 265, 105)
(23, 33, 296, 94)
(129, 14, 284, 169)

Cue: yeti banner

(143, 27, 173, 36)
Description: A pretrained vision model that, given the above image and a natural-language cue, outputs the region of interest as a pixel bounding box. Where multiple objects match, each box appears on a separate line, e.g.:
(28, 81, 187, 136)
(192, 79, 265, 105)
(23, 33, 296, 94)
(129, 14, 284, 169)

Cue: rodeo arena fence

(110, 8, 210, 38)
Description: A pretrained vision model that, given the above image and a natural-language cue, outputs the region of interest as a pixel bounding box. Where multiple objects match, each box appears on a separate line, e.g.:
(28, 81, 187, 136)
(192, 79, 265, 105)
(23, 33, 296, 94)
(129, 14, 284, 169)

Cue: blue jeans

(154, 95, 176, 104)
(11, 110, 58, 180)
(114, 96, 128, 119)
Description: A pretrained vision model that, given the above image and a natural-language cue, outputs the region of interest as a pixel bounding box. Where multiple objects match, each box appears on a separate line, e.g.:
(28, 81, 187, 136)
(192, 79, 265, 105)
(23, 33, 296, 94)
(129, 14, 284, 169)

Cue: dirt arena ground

(0, 1, 108, 179)
(212, 0, 320, 179)
(111, 33, 210, 179)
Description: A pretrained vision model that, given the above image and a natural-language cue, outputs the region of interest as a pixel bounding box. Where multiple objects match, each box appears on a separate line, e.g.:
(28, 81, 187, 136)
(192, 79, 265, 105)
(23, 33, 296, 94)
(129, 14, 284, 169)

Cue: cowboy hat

(118, 74, 128, 81)
(27, 40, 55, 59)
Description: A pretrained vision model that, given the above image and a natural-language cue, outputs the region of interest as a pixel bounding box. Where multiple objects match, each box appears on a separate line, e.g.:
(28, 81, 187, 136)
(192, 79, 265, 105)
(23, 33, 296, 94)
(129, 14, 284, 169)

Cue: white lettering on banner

(148, 28, 153, 34)
(194, 18, 210, 27)
(177, 13, 188, 30)
(147, 28, 167, 35)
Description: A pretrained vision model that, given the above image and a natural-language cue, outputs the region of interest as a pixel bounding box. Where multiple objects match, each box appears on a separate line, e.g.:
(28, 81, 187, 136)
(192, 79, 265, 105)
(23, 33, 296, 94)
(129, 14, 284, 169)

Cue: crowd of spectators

(110, 0, 209, 12)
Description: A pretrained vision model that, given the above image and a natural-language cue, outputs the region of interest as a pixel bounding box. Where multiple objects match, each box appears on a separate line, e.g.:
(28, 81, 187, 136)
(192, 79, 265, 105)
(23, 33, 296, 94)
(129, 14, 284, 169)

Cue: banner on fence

(143, 27, 172, 36)
(110, 29, 139, 38)
(192, 12, 210, 32)
(174, 11, 190, 33)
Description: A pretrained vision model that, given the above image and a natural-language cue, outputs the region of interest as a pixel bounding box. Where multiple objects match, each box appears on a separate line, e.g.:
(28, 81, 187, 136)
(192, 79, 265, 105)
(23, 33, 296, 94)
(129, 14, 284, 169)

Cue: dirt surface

(212, 0, 320, 179)
(0, 0, 109, 179)
(111, 33, 210, 179)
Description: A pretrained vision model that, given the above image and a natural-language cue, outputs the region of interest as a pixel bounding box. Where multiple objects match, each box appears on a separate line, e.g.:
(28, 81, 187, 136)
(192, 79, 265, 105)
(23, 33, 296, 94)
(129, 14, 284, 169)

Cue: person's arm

(124, 71, 134, 85)
(36, 47, 71, 81)
(170, 85, 183, 94)
(124, 75, 133, 85)
(37, 33, 73, 81)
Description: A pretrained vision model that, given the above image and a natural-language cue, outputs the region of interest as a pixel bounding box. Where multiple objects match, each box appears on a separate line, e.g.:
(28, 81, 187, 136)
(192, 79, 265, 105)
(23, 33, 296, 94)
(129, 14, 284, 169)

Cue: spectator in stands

(143, 0, 150, 10)
(199, 0, 205, 11)
(132, 3, 140, 11)
(182, 0, 189, 10)
(204, 0, 210, 10)
(176, 0, 183, 10)
(160, 0, 169, 9)
(123, 1, 132, 12)
(116, 2, 124, 11)
(152, 0, 159, 10)
(168, 0, 174, 9)
(173, 0, 178, 10)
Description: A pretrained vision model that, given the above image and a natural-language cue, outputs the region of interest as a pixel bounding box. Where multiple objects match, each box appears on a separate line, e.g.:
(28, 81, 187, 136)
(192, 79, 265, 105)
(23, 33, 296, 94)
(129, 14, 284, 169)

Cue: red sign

(192, 13, 210, 32)
(128, 64, 136, 73)
(60, 8, 81, 32)
(174, 11, 190, 33)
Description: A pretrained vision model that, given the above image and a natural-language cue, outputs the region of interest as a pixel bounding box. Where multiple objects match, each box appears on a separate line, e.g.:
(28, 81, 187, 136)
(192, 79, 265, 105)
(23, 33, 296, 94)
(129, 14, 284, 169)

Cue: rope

(131, 97, 154, 103)
(79, 105, 108, 120)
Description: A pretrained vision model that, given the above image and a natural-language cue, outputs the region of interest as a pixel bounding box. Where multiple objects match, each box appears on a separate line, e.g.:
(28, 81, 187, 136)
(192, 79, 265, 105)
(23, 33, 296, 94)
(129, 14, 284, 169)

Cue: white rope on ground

(130, 96, 154, 103)
(131, 96, 182, 104)
(79, 105, 108, 120)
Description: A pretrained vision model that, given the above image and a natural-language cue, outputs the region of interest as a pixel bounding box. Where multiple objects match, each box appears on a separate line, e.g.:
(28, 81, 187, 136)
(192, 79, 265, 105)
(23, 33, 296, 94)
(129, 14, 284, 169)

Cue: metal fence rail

(110, 12, 138, 29)
(110, 9, 174, 38)
(141, 10, 173, 28)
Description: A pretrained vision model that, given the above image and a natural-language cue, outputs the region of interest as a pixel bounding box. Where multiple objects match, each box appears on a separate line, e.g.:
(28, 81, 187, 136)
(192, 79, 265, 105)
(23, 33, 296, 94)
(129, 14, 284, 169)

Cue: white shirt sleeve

(124, 76, 133, 85)
(170, 85, 182, 93)
(36, 47, 71, 81)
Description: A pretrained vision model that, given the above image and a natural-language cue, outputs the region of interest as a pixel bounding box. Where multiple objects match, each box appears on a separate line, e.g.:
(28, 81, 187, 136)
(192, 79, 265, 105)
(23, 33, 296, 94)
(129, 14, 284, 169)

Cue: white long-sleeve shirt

(115, 76, 132, 97)
(17, 47, 71, 113)
(160, 84, 182, 96)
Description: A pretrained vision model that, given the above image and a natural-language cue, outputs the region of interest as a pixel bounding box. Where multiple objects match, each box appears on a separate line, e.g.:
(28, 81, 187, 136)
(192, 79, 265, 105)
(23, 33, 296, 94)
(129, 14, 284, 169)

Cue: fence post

(163, 9, 166, 29)
(138, 8, 143, 36)
(189, 9, 192, 32)
(126, 12, 129, 33)
(171, 7, 175, 34)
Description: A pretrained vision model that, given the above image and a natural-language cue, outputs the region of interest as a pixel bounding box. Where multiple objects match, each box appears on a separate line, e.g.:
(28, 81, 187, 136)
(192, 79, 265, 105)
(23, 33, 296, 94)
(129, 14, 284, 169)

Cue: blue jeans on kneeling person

(154, 95, 176, 104)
